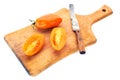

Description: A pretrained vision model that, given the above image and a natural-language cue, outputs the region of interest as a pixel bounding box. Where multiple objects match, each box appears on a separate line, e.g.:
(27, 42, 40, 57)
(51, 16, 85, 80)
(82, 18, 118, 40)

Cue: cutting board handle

(89, 5, 113, 24)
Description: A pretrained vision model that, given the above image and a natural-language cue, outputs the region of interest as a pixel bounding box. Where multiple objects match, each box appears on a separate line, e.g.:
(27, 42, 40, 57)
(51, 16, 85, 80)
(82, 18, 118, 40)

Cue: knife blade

(69, 4, 86, 54)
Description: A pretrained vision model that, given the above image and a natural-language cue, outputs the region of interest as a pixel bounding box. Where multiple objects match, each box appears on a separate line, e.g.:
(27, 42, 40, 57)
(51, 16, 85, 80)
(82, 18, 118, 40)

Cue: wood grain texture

(4, 5, 112, 76)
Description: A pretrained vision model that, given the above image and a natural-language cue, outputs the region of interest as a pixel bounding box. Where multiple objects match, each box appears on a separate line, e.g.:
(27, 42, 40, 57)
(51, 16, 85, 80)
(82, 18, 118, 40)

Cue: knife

(69, 4, 86, 54)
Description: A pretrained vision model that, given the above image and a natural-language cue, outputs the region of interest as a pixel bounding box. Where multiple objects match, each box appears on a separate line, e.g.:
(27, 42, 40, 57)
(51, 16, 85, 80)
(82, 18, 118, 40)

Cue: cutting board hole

(102, 9, 106, 12)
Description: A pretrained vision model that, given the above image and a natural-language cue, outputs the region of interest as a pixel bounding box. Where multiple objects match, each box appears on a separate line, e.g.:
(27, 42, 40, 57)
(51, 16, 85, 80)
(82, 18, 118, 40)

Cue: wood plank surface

(4, 5, 112, 76)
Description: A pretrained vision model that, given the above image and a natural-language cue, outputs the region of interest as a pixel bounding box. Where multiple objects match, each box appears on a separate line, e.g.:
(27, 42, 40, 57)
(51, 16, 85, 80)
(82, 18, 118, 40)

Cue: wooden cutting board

(4, 5, 112, 76)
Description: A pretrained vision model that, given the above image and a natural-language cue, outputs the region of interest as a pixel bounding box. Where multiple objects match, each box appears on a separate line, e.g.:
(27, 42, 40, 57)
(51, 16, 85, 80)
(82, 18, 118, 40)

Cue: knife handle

(75, 31, 86, 54)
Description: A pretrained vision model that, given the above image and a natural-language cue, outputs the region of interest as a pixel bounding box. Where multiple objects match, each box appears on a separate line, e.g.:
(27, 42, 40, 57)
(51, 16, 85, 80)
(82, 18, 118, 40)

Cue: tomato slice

(23, 33, 45, 56)
(50, 28, 66, 51)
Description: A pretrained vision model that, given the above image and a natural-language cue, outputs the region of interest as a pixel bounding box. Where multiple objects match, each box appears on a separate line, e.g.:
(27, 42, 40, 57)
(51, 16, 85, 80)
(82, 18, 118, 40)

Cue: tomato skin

(23, 33, 45, 56)
(50, 28, 66, 51)
(35, 14, 62, 30)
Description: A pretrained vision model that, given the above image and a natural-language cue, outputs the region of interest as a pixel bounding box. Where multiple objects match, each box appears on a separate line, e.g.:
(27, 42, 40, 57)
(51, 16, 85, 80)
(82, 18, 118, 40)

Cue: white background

(0, 0, 120, 80)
